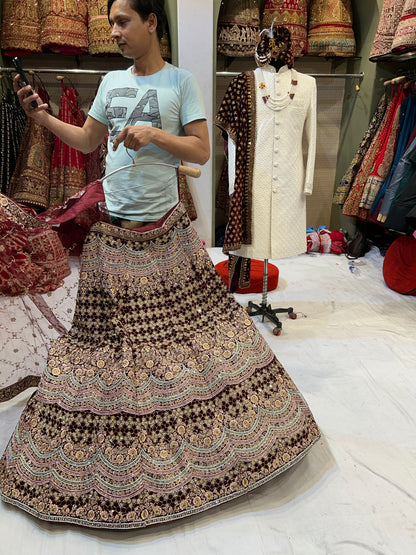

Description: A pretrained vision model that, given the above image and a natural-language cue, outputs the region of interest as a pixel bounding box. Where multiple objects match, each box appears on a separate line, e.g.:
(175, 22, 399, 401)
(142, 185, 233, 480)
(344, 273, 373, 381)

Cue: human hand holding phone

(11, 57, 39, 109)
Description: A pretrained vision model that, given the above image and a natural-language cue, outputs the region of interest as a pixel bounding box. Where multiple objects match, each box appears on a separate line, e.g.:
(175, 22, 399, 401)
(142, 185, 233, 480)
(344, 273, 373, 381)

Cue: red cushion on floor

(215, 259, 279, 293)
(383, 235, 416, 295)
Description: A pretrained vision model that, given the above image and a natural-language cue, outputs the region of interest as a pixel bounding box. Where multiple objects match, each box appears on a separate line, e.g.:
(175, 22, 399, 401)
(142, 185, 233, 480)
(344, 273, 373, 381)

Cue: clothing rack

(0, 67, 365, 79)
(0, 67, 107, 75)
(382, 75, 407, 87)
(216, 71, 365, 79)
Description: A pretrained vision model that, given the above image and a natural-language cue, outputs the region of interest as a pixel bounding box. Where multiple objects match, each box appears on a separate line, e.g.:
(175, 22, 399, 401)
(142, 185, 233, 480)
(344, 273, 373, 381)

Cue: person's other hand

(112, 125, 154, 151)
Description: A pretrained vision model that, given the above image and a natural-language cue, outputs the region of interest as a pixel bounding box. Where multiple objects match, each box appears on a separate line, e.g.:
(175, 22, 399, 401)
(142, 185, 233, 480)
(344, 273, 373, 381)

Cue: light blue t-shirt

(89, 62, 206, 221)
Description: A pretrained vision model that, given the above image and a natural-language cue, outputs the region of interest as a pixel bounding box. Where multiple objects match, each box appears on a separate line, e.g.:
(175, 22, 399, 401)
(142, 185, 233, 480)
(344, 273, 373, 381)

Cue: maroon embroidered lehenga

(0, 201, 320, 529)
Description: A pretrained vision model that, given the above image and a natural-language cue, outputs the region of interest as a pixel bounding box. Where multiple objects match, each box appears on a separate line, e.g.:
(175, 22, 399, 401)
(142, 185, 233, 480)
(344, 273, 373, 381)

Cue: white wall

(177, 0, 214, 246)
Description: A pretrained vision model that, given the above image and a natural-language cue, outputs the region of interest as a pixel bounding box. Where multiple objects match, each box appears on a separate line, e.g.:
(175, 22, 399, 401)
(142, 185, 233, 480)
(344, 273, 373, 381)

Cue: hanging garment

(49, 82, 87, 206)
(342, 86, 404, 217)
(357, 86, 406, 215)
(217, 0, 261, 57)
(369, 0, 406, 61)
(215, 65, 316, 259)
(85, 137, 107, 185)
(383, 150, 416, 232)
(404, 203, 416, 232)
(0, 201, 320, 529)
(379, 133, 416, 220)
(391, 0, 416, 54)
(39, 0, 88, 55)
(87, 0, 120, 55)
(85, 90, 108, 185)
(371, 92, 416, 217)
(307, 0, 356, 57)
(0, 193, 70, 296)
(262, 0, 308, 58)
(0, 0, 41, 56)
(333, 94, 388, 205)
(160, 28, 172, 60)
(0, 88, 27, 195)
(8, 84, 56, 210)
(215, 72, 256, 251)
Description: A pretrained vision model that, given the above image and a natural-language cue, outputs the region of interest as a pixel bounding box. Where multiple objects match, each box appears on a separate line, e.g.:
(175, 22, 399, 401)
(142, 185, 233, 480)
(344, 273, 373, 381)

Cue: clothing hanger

(101, 148, 201, 184)
(56, 74, 79, 96)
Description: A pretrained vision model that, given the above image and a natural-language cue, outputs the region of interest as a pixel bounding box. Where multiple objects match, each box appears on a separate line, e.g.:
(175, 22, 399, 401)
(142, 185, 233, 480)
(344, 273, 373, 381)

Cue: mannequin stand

(246, 259, 296, 335)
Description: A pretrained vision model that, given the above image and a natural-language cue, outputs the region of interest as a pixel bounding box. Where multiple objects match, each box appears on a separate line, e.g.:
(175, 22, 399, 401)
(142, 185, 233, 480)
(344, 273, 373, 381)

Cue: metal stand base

(246, 260, 296, 336)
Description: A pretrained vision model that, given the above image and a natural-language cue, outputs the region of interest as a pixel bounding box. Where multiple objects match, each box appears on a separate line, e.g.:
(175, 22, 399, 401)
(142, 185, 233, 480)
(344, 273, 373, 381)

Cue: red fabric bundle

(383, 235, 416, 295)
(0, 195, 70, 296)
(306, 229, 347, 255)
(37, 180, 108, 255)
(215, 259, 279, 294)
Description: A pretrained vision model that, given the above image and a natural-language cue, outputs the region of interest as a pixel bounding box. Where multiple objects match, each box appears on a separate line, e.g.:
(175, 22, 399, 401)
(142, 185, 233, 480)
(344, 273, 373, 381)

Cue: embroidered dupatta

(215, 71, 256, 253)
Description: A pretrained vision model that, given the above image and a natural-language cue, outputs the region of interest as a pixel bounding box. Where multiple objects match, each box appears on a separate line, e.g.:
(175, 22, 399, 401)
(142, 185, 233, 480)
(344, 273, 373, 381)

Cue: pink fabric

(306, 229, 347, 255)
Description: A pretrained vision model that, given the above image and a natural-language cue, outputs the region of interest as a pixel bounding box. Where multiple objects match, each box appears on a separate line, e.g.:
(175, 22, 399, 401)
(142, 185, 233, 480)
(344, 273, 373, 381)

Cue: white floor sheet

(0, 247, 415, 555)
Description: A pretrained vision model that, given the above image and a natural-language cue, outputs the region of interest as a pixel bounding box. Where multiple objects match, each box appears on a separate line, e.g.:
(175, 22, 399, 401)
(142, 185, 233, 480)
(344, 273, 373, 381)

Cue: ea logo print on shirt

(106, 88, 162, 139)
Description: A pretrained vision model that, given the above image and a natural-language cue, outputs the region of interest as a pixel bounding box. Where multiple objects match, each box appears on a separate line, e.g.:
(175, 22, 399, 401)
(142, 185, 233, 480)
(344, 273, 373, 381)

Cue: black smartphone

(11, 57, 38, 109)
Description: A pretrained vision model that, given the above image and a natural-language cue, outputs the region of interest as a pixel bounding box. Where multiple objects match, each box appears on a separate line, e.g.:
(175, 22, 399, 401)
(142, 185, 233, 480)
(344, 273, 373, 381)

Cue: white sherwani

(229, 64, 316, 260)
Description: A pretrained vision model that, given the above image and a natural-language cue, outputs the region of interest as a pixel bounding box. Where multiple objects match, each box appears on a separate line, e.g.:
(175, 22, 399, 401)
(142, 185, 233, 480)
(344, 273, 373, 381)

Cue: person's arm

(14, 76, 108, 154)
(111, 119, 210, 165)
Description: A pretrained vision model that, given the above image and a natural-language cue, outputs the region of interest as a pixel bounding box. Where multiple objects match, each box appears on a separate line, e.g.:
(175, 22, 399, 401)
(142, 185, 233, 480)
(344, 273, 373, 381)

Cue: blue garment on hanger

(379, 134, 416, 218)
(371, 94, 416, 215)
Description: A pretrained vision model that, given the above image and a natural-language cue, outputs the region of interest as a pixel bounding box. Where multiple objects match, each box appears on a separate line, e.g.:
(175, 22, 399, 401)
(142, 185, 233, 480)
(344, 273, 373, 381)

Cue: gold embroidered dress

(307, 0, 356, 57)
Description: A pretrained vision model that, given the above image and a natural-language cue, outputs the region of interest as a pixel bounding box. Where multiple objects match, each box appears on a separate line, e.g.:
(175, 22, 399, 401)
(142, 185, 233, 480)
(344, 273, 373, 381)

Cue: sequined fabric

(369, 0, 406, 60)
(307, 0, 356, 57)
(0, 0, 42, 56)
(160, 29, 172, 60)
(217, 0, 261, 57)
(39, 0, 88, 55)
(8, 85, 55, 210)
(0, 202, 320, 529)
(333, 94, 388, 205)
(0, 194, 70, 297)
(0, 91, 27, 195)
(391, 0, 416, 53)
(358, 95, 404, 214)
(87, 0, 119, 55)
(215, 71, 256, 252)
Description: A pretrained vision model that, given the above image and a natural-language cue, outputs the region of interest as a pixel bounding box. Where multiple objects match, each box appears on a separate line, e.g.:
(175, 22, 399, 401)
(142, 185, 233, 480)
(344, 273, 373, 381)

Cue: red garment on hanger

(49, 81, 87, 207)
(342, 85, 404, 217)
(357, 84, 407, 218)
(8, 84, 55, 209)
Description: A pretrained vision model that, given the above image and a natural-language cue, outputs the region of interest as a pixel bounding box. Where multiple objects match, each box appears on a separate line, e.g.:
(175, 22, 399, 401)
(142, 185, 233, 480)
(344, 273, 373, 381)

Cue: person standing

(14, 0, 210, 227)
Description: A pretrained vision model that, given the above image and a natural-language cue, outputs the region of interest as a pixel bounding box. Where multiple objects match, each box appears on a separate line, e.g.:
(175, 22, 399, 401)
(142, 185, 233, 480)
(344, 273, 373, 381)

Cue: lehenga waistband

(91, 202, 188, 244)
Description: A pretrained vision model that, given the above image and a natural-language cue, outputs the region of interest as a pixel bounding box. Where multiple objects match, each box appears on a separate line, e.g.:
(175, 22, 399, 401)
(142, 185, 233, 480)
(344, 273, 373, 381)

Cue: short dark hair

(107, 0, 166, 41)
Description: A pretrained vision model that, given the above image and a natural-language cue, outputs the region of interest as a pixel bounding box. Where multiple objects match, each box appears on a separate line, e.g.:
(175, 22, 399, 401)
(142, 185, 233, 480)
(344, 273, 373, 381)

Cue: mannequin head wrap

(256, 22, 294, 68)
